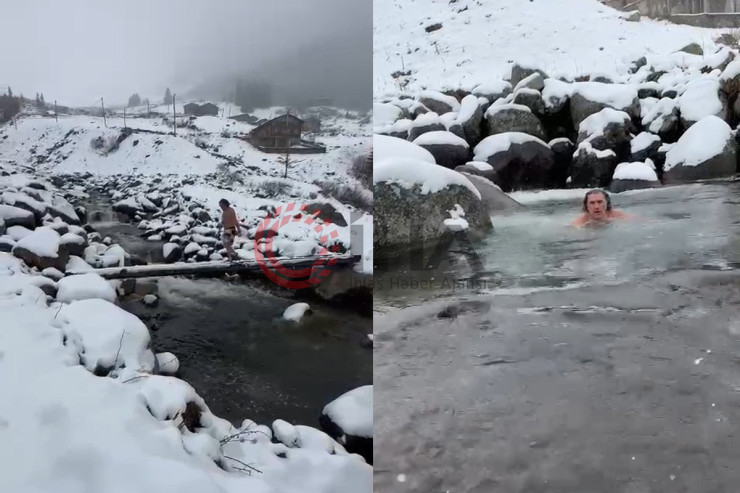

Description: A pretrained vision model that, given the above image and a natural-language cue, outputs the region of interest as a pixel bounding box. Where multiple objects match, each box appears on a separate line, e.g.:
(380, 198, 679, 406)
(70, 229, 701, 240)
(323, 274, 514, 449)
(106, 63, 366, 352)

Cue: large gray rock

(473, 133, 556, 191)
(484, 104, 546, 141)
(458, 172, 524, 214)
(663, 115, 737, 182)
(412, 131, 470, 169)
(571, 144, 619, 188)
(374, 172, 492, 259)
(549, 138, 575, 188)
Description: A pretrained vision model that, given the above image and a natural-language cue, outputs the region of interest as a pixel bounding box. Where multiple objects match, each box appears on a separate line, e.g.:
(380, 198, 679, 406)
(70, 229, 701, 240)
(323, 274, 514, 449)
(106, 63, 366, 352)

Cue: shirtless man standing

(572, 189, 631, 228)
(219, 198, 241, 262)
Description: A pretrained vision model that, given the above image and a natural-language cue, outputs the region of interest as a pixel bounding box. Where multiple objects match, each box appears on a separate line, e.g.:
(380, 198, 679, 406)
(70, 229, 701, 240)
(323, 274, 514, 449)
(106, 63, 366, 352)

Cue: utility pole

(13, 115, 17, 130)
(101, 98, 107, 128)
(147, 100, 151, 118)
(123, 106, 127, 128)
(172, 93, 177, 136)
(54, 100, 58, 122)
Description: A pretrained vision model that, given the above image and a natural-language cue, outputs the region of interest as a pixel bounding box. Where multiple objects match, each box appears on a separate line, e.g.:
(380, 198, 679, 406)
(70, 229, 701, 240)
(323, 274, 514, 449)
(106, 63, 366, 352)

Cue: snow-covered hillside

(374, 0, 728, 96)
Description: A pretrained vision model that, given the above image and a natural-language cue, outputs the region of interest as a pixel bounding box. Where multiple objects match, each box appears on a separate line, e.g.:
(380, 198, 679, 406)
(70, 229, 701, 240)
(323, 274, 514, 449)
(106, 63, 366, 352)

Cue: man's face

(586, 193, 607, 219)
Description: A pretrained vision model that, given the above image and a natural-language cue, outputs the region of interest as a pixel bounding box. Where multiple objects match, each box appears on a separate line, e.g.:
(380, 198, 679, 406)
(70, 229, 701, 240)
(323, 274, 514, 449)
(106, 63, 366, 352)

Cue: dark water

(87, 200, 372, 428)
(374, 182, 740, 492)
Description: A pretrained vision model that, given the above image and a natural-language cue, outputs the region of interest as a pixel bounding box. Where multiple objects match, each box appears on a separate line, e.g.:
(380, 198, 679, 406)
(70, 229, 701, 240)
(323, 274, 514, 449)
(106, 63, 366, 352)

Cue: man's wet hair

(582, 189, 611, 211)
(219, 198, 230, 207)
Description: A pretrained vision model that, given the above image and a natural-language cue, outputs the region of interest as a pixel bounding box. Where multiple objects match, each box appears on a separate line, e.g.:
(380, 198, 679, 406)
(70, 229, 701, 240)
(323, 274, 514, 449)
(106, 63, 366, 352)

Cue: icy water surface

(375, 182, 740, 305)
(374, 182, 740, 492)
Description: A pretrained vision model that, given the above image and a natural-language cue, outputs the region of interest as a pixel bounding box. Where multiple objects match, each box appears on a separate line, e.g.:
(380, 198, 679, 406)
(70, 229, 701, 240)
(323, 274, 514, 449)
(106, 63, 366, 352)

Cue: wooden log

(67, 255, 361, 280)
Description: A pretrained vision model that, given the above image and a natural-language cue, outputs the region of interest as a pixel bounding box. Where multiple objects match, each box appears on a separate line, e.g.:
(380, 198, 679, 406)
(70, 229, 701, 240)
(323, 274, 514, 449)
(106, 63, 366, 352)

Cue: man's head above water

(582, 189, 611, 220)
(573, 189, 631, 227)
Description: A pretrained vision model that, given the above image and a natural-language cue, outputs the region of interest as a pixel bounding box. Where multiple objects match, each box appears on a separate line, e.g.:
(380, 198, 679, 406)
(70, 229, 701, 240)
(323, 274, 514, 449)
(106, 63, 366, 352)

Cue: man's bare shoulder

(572, 214, 589, 227)
(609, 209, 632, 219)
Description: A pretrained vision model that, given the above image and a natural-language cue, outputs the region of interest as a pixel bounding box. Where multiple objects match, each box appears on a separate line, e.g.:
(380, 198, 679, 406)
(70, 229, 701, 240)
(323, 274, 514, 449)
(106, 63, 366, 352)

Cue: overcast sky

(1, 0, 371, 109)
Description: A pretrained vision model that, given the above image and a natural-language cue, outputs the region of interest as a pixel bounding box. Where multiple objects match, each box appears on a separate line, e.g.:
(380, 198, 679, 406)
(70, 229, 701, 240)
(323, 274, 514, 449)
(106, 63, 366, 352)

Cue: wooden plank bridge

(66, 254, 361, 280)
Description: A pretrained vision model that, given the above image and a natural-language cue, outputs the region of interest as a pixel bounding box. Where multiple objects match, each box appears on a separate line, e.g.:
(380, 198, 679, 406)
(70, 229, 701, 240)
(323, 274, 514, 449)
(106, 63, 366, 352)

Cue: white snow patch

(630, 132, 661, 154)
(14, 226, 60, 258)
(412, 131, 469, 147)
(373, 134, 436, 164)
(613, 161, 659, 182)
(679, 77, 724, 123)
(465, 161, 494, 172)
(374, 157, 481, 199)
(665, 115, 732, 170)
(473, 132, 548, 162)
(57, 273, 117, 303)
(322, 385, 373, 439)
(283, 302, 311, 321)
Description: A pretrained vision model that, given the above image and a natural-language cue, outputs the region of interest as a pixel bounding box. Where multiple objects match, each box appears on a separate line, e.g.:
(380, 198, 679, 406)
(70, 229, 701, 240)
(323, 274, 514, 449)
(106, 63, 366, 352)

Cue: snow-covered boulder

(512, 88, 546, 116)
(412, 131, 470, 169)
(549, 137, 575, 188)
(373, 102, 404, 129)
(484, 104, 546, 141)
(155, 352, 179, 375)
(112, 197, 140, 220)
(374, 134, 436, 164)
(641, 97, 680, 141)
(457, 94, 485, 146)
(630, 132, 662, 163)
(568, 82, 640, 129)
(609, 160, 661, 193)
(57, 272, 117, 303)
(457, 173, 524, 214)
(48, 194, 81, 224)
(510, 63, 547, 87)
(163, 242, 182, 263)
(0, 204, 36, 229)
(59, 298, 156, 376)
(283, 302, 311, 321)
(471, 79, 511, 103)
(59, 232, 87, 257)
(408, 112, 447, 141)
(2, 192, 47, 223)
(417, 90, 461, 115)
(664, 116, 737, 182)
(678, 77, 727, 128)
(11, 226, 69, 271)
(473, 132, 556, 191)
(319, 385, 373, 464)
(374, 157, 491, 259)
(571, 142, 619, 188)
(576, 108, 633, 158)
(570, 108, 634, 188)
(513, 72, 545, 92)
